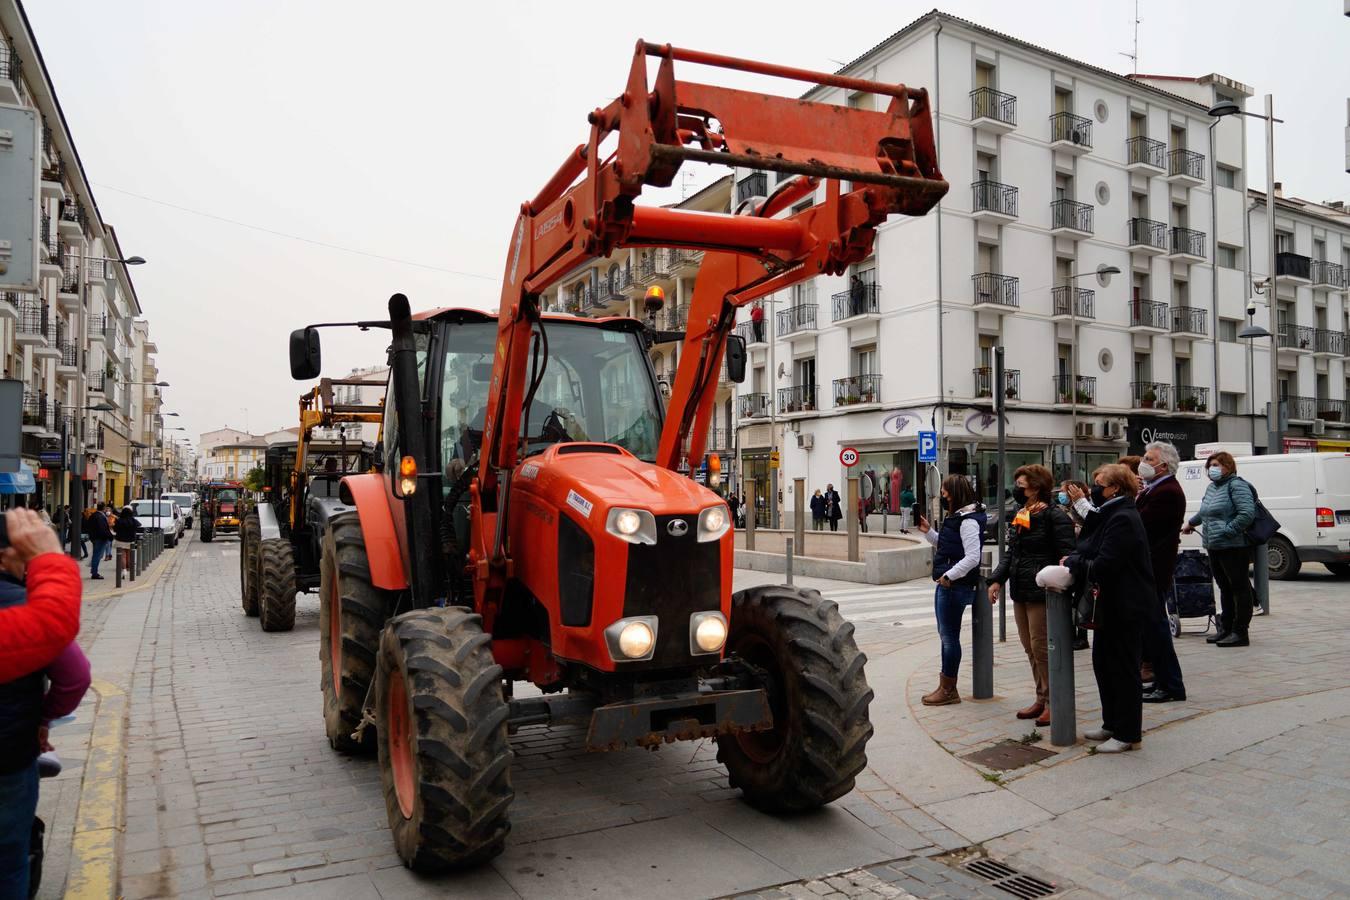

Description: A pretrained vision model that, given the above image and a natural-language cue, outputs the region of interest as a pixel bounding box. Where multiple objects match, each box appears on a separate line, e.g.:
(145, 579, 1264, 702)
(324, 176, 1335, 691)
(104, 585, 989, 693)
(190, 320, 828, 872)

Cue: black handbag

(1074, 562, 1098, 629)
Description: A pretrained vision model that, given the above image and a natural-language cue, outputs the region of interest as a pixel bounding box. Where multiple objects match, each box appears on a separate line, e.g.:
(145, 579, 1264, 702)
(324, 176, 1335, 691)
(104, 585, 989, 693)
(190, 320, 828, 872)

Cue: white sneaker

(1096, 738, 1137, 753)
(1084, 728, 1113, 741)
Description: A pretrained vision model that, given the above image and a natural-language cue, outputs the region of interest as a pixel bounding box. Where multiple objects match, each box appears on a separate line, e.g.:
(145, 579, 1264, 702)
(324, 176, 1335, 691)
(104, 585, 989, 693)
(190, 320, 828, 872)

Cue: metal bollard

(1046, 588, 1076, 747)
(1252, 543, 1270, 615)
(114, 556, 122, 588)
(971, 568, 994, 699)
(127, 544, 136, 581)
(785, 537, 794, 586)
(745, 484, 756, 552)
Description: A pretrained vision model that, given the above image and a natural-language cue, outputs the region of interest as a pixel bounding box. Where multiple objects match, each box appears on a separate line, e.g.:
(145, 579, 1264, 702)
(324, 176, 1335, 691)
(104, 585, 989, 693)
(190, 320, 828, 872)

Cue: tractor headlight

(697, 505, 730, 542)
(604, 616, 658, 661)
(690, 611, 728, 655)
(606, 507, 657, 545)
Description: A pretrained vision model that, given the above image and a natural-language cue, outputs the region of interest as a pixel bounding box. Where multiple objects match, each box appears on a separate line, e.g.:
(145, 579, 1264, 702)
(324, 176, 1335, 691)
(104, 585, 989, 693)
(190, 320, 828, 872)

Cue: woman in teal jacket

(1182, 451, 1256, 647)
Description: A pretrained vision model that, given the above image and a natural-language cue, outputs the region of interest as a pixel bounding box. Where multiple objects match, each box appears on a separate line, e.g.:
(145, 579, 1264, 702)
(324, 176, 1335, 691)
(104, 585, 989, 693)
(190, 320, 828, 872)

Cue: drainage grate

(960, 740, 1056, 771)
(964, 858, 1057, 898)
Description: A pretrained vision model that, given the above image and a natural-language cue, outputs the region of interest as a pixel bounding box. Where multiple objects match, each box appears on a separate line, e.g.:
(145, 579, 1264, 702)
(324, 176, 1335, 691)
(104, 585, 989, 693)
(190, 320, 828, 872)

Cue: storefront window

(976, 449, 1045, 519)
(855, 450, 916, 515)
(741, 449, 772, 524)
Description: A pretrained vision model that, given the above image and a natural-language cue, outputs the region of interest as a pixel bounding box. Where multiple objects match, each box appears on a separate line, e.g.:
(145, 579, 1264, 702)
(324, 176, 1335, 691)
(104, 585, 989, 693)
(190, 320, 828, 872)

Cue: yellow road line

(65, 679, 127, 900)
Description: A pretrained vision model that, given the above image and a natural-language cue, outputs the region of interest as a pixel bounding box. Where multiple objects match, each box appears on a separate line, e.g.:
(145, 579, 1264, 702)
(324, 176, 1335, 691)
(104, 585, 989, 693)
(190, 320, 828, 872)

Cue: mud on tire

(258, 538, 298, 632)
(240, 513, 260, 617)
(376, 607, 513, 872)
(716, 585, 874, 812)
(319, 511, 390, 755)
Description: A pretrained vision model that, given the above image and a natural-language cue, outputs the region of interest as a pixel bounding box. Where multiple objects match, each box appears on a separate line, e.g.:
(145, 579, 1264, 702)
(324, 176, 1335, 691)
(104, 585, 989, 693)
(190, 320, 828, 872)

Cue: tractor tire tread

(240, 513, 260, 617)
(258, 539, 298, 632)
(320, 511, 388, 756)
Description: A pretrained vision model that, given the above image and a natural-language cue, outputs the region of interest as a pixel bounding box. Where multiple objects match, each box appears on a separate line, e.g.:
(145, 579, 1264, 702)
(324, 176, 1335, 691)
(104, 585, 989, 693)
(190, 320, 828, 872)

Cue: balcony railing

(1170, 227, 1205, 258)
(1126, 136, 1165, 168)
(1175, 385, 1209, 413)
(1284, 395, 1317, 422)
(1051, 286, 1094, 319)
(1051, 199, 1093, 233)
(972, 180, 1018, 216)
(58, 199, 85, 230)
(21, 393, 53, 431)
(1278, 324, 1315, 351)
(1053, 374, 1096, 405)
(1275, 252, 1311, 280)
(738, 392, 770, 419)
(1170, 305, 1208, 336)
(1168, 148, 1205, 180)
(832, 283, 880, 321)
(58, 341, 78, 367)
(16, 299, 50, 339)
(735, 321, 766, 345)
(778, 384, 818, 414)
(89, 371, 107, 393)
(1129, 299, 1169, 330)
(638, 252, 670, 283)
(1314, 329, 1345, 355)
(0, 37, 22, 84)
(705, 425, 732, 452)
(1128, 217, 1168, 250)
(0, 291, 19, 314)
(776, 303, 817, 336)
(973, 367, 1021, 401)
(661, 306, 687, 331)
(833, 374, 881, 407)
(41, 151, 64, 185)
(970, 87, 1016, 125)
(972, 273, 1018, 308)
(667, 247, 702, 270)
(1049, 112, 1092, 148)
(1131, 381, 1171, 410)
(1317, 398, 1346, 423)
(736, 172, 768, 206)
(1310, 260, 1344, 288)
(60, 253, 79, 293)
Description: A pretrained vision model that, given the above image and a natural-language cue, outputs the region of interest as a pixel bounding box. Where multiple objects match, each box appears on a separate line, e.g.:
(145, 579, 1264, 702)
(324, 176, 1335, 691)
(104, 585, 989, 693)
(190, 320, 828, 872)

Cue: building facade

(731, 10, 1256, 521)
(1, 3, 161, 510)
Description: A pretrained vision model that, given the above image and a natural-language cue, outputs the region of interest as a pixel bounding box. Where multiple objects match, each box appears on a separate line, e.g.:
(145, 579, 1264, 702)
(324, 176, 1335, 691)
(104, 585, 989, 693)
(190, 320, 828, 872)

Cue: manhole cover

(964, 858, 1058, 898)
(960, 740, 1056, 771)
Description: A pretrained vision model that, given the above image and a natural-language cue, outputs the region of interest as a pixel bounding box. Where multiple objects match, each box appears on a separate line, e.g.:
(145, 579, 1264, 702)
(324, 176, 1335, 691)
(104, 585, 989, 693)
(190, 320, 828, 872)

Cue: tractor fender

(256, 502, 283, 541)
(338, 473, 409, 591)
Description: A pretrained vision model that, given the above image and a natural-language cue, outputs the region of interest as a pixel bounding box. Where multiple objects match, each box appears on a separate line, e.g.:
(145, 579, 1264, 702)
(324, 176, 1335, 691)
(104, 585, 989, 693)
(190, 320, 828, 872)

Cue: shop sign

(1127, 415, 1217, 461)
(881, 409, 925, 437)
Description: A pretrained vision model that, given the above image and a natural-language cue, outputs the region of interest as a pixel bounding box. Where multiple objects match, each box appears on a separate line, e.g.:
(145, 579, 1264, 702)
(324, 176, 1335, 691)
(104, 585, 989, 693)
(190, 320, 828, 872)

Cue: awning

(0, 463, 37, 495)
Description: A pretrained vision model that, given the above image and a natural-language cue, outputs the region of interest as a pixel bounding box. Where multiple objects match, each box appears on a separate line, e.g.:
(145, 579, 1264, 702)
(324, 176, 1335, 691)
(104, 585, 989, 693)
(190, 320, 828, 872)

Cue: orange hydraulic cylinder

(628, 206, 806, 254)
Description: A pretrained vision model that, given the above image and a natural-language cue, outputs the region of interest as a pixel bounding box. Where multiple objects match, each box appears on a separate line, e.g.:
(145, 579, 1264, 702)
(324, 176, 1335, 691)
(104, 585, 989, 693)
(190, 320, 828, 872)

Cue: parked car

(163, 492, 196, 528)
(1177, 451, 1350, 579)
(130, 499, 186, 548)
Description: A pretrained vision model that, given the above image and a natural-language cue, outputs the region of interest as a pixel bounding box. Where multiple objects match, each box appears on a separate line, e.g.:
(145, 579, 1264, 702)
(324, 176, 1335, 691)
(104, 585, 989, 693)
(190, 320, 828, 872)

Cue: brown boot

(1035, 705, 1051, 728)
(1016, 701, 1045, 720)
(922, 674, 961, 706)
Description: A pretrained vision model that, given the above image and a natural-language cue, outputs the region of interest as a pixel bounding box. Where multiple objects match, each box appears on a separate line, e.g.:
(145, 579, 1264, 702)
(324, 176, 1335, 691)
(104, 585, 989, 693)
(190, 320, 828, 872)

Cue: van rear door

(1319, 455, 1350, 559)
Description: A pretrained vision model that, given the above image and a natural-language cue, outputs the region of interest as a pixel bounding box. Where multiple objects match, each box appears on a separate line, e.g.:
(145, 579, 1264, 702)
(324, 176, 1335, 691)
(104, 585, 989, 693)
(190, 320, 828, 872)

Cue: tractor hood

(514, 443, 719, 517)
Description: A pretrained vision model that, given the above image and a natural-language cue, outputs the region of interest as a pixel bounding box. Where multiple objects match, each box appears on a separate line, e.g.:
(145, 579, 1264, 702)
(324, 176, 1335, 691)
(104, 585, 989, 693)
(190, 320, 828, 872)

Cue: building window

(1219, 318, 1240, 342)
(853, 345, 877, 377)
(1219, 392, 1241, 414)
(1215, 165, 1238, 189)
(1275, 232, 1293, 254)
(1217, 245, 1239, 269)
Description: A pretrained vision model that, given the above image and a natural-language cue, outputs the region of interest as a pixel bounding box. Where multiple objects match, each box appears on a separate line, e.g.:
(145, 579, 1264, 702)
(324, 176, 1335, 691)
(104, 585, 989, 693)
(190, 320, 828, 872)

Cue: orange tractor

(289, 42, 946, 870)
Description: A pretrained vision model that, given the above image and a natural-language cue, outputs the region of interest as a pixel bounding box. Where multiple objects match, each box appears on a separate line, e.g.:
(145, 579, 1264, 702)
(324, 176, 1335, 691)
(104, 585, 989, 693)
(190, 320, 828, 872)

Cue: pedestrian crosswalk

(821, 580, 937, 629)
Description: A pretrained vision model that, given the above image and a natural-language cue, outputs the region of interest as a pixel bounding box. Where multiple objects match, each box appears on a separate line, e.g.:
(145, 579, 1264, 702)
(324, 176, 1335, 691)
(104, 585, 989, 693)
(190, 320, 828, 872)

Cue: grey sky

(23, 1, 1350, 448)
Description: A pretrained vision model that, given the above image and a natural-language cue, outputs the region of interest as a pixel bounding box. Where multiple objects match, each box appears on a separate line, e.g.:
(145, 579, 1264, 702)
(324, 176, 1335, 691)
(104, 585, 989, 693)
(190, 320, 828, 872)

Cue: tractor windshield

(439, 320, 662, 470)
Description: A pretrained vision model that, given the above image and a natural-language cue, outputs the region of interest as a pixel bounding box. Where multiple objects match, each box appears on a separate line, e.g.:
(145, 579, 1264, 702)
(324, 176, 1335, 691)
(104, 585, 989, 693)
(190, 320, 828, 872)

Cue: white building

(1, 3, 160, 510)
(1245, 188, 1350, 451)
(317, 365, 388, 445)
(731, 10, 1254, 520)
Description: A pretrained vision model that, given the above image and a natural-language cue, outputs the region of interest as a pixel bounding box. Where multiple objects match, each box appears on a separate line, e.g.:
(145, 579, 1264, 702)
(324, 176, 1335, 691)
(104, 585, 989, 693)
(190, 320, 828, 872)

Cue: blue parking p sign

(918, 431, 938, 463)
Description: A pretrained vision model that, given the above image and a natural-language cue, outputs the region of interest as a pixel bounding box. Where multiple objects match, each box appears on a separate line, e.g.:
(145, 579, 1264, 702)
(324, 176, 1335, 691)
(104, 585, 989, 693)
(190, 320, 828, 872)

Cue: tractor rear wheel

(258, 539, 298, 632)
(717, 585, 874, 812)
(200, 522, 213, 542)
(376, 607, 514, 872)
(319, 511, 388, 755)
(240, 513, 260, 617)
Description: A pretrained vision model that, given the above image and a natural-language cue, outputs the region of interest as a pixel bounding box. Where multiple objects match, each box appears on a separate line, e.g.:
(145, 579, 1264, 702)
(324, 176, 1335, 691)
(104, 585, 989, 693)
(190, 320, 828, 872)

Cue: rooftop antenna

(1119, 0, 1140, 74)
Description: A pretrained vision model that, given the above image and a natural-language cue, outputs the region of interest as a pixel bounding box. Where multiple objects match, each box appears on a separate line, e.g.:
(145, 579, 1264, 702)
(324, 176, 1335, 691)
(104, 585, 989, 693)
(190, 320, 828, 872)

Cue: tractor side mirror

(724, 335, 748, 384)
(289, 328, 321, 380)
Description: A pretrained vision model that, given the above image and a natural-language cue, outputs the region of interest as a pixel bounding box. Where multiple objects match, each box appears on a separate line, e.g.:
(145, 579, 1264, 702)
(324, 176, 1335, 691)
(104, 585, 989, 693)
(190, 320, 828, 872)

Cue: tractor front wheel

(319, 512, 388, 755)
(375, 607, 514, 872)
(717, 585, 874, 812)
(240, 513, 260, 617)
(258, 539, 298, 632)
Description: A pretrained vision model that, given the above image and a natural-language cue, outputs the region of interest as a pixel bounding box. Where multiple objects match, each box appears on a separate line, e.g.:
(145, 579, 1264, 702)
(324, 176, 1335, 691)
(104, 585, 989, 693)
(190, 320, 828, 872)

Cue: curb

(81, 539, 186, 602)
(64, 679, 127, 900)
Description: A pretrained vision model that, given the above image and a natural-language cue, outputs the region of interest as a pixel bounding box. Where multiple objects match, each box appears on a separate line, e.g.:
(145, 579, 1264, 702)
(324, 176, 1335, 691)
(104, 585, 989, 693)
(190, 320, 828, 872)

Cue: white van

(1176, 452, 1350, 579)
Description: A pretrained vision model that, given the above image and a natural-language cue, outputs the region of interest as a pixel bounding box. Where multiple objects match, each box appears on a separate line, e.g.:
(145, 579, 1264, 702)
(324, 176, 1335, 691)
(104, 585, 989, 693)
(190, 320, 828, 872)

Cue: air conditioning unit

(1312, 419, 1327, 436)
(1105, 420, 1124, 440)
(1071, 130, 1084, 145)
(1075, 421, 1095, 439)
(796, 433, 814, 450)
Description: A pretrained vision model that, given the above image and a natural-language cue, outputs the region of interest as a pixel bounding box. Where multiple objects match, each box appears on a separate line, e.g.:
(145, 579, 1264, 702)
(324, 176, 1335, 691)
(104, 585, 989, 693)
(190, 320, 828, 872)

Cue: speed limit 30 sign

(839, 447, 860, 467)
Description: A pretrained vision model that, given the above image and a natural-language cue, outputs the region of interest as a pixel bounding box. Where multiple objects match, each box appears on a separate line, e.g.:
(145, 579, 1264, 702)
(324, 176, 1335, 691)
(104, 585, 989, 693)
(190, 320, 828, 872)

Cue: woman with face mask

(916, 476, 987, 706)
(987, 465, 1076, 726)
(1063, 464, 1154, 753)
(1182, 452, 1257, 647)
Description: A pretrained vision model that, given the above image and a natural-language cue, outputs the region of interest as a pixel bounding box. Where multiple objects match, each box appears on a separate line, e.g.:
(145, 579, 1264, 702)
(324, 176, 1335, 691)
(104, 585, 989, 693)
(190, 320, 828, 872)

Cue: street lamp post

(1209, 97, 1283, 453)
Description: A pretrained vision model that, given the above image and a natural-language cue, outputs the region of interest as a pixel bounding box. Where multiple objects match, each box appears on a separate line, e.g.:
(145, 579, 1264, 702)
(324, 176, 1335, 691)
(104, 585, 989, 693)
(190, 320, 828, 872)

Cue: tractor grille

(558, 513, 595, 627)
(622, 514, 720, 669)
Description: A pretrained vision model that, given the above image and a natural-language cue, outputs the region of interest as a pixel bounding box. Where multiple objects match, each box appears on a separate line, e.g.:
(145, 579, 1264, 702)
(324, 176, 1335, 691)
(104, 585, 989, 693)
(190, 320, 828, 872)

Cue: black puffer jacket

(989, 504, 1076, 603)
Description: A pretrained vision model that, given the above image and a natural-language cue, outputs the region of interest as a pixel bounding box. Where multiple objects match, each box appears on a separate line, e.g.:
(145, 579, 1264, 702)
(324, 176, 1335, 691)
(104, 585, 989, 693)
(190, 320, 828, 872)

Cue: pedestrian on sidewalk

(727, 493, 741, 529)
(825, 484, 842, 532)
(102, 506, 116, 561)
(1182, 451, 1256, 648)
(810, 489, 826, 530)
(113, 506, 142, 579)
(1136, 442, 1188, 702)
(1064, 465, 1152, 753)
(988, 465, 1075, 727)
(86, 504, 114, 581)
(917, 475, 987, 706)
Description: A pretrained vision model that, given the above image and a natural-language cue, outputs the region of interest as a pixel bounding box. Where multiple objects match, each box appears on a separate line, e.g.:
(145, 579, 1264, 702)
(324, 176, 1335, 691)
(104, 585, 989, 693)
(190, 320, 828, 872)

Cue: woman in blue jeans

(918, 475, 988, 705)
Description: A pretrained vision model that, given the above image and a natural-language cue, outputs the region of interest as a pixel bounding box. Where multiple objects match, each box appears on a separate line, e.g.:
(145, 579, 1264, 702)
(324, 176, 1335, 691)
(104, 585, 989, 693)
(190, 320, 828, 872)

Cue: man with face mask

(1135, 442, 1187, 702)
